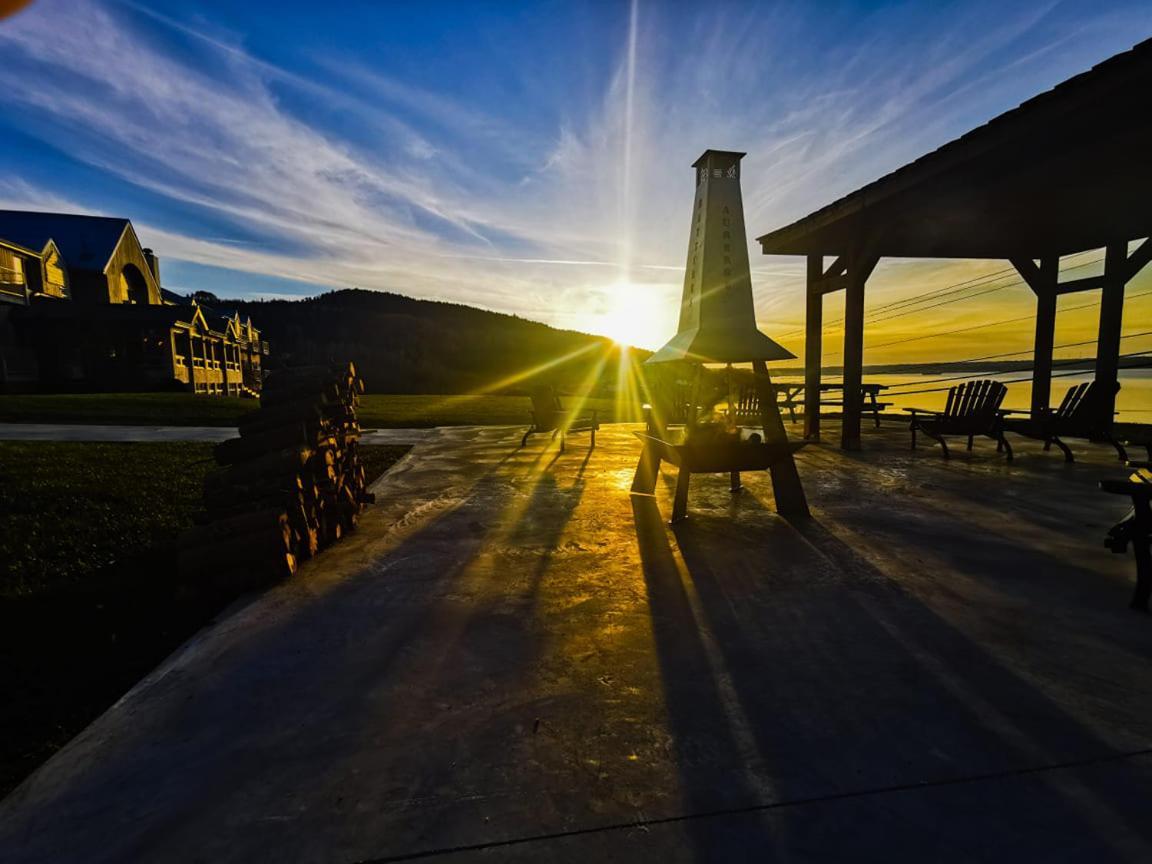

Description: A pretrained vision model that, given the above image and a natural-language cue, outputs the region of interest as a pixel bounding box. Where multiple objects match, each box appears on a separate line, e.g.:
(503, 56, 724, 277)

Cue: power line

(865, 289, 1152, 351)
(880, 349, 1152, 398)
(880, 330, 1152, 391)
(781, 249, 1108, 339)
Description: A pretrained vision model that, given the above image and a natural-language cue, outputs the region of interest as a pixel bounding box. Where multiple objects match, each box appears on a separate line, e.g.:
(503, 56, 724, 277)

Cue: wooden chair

(1002, 380, 1124, 462)
(905, 379, 1011, 459)
(1100, 462, 1152, 610)
(521, 385, 598, 452)
(642, 376, 696, 437)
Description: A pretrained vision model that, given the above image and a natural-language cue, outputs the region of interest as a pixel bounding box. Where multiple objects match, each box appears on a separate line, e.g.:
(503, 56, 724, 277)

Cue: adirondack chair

(1100, 462, 1152, 610)
(520, 385, 598, 452)
(1002, 380, 1125, 462)
(905, 379, 1011, 459)
(518, 384, 599, 453)
(642, 375, 696, 437)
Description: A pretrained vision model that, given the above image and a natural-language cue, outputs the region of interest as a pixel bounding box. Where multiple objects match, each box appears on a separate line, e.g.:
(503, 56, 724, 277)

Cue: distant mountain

(215, 288, 647, 395)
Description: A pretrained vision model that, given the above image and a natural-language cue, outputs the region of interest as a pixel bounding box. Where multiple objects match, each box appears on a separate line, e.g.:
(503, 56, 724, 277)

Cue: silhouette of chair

(642, 375, 696, 438)
(1003, 380, 1125, 462)
(905, 379, 1011, 459)
(521, 385, 598, 452)
(1101, 462, 1152, 610)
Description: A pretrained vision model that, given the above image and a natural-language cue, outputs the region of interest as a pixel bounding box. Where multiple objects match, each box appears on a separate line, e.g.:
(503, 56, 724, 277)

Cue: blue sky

(0, 0, 1150, 356)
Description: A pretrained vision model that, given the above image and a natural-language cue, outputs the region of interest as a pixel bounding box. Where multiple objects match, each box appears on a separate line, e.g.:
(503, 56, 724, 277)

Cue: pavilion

(757, 37, 1152, 450)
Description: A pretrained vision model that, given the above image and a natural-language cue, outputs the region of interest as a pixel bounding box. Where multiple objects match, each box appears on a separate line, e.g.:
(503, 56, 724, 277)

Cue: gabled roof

(0, 236, 39, 257)
(0, 211, 131, 272)
(757, 37, 1152, 258)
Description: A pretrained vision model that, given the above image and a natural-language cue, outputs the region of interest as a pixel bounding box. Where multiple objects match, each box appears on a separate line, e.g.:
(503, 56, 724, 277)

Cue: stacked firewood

(178, 362, 374, 590)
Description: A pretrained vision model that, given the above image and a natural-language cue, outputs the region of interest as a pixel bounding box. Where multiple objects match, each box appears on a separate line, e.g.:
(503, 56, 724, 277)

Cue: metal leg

(1052, 436, 1073, 463)
(999, 432, 1013, 462)
(967, 434, 974, 451)
(671, 469, 691, 523)
(631, 445, 659, 494)
(1131, 502, 1151, 611)
(730, 471, 742, 493)
(521, 428, 533, 448)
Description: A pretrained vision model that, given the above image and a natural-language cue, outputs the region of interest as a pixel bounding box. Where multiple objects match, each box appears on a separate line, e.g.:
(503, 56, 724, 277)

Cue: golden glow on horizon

(582, 281, 670, 350)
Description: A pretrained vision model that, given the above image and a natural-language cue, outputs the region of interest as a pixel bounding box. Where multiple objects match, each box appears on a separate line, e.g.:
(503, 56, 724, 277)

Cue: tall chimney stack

(142, 248, 161, 288)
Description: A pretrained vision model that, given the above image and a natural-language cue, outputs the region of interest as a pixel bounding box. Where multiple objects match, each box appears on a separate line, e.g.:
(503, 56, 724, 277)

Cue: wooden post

(1031, 257, 1058, 418)
(1095, 241, 1127, 426)
(805, 255, 823, 440)
(840, 252, 877, 451)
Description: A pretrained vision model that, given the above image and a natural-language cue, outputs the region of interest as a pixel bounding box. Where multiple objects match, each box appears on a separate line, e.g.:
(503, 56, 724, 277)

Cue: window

(0, 248, 25, 291)
(42, 249, 66, 298)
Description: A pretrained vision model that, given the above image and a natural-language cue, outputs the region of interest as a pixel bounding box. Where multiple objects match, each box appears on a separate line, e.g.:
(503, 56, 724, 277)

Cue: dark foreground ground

(0, 443, 409, 796)
(0, 423, 1148, 862)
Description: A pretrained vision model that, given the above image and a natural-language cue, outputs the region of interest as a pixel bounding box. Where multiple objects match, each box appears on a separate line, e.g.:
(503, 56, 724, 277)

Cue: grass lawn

(0, 392, 253, 426)
(0, 440, 408, 795)
(0, 391, 644, 427)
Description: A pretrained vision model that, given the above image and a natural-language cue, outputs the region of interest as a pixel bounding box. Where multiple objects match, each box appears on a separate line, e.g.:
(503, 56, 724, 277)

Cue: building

(0, 211, 268, 395)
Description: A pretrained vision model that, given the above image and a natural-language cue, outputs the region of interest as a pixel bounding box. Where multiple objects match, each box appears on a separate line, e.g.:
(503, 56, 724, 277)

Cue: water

(773, 368, 1152, 422)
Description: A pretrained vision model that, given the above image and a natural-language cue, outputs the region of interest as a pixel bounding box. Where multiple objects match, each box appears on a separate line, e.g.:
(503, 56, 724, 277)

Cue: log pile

(178, 362, 375, 590)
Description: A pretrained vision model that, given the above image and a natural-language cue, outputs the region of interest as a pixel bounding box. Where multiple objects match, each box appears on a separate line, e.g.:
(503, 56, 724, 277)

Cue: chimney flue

(142, 248, 161, 287)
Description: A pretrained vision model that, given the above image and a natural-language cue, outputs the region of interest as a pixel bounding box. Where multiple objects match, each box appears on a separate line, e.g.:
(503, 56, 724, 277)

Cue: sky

(0, 0, 1150, 365)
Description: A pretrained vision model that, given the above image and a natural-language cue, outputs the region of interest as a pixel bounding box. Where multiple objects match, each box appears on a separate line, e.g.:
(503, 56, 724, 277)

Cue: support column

(1031, 257, 1058, 418)
(841, 251, 877, 451)
(804, 255, 823, 440)
(1095, 241, 1127, 425)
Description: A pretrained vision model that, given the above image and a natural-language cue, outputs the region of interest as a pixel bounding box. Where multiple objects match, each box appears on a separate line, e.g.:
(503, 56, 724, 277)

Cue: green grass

(0, 392, 252, 426)
(0, 439, 409, 795)
(0, 392, 645, 427)
(0, 441, 216, 597)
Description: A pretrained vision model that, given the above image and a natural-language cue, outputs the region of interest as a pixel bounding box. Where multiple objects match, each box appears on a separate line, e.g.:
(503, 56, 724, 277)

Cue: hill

(215, 289, 646, 395)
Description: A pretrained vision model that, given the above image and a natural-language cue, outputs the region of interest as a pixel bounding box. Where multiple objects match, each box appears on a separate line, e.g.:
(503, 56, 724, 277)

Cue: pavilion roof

(757, 38, 1152, 259)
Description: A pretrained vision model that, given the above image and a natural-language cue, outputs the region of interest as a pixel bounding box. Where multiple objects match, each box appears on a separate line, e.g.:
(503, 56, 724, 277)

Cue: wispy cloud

(0, 0, 1147, 356)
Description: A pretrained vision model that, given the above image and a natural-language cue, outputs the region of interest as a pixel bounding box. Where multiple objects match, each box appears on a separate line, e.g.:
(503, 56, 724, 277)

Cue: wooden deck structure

(758, 38, 1152, 450)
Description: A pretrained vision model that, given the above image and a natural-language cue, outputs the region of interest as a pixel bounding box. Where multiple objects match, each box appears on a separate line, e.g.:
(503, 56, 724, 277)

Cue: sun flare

(586, 282, 672, 350)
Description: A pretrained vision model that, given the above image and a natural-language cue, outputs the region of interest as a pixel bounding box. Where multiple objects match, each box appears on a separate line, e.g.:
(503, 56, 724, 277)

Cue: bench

(1100, 462, 1152, 611)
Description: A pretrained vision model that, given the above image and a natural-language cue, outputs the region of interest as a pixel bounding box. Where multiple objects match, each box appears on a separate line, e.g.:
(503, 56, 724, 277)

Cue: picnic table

(774, 382, 891, 427)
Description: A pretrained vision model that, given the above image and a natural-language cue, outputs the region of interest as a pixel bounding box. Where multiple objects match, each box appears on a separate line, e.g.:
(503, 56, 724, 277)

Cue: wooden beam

(1010, 257, 1046, 294)
(822, 255, 848, 280)
(805, 255, 823, 440)
(1126, 237, 1152, 282)
(1095, 241, 1127, 425)
(1054, 275, 1106, 294)
(1030, 257, 1058, 417)
(815, 274, 848, 295)
(840, 252, 879, 451)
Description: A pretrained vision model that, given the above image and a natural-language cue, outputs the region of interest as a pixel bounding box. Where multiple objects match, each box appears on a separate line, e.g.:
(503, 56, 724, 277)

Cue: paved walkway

(1, 423, 1150, 862)
(0, 423, 431, 445)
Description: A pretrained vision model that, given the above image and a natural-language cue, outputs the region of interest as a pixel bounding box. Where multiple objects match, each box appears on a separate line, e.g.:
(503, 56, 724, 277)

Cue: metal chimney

(647, 150, 793, 365)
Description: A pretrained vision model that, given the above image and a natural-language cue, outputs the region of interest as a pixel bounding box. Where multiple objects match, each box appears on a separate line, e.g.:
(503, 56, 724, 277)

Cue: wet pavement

(1, 422, 1150, 862)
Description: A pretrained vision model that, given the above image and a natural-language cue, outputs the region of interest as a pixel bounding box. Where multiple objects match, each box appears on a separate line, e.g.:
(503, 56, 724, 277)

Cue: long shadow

(0, 445, 565, 862)
(631, 494, 776, 861)
(664, 500, 1152, 859)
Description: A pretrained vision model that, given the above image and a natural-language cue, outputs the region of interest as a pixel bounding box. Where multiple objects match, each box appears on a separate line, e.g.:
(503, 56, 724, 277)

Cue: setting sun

(584, 281, 673, 349)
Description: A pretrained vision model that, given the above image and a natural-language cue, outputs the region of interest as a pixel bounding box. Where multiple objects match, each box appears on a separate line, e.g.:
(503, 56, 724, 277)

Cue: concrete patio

(1, 422, 1150, 862)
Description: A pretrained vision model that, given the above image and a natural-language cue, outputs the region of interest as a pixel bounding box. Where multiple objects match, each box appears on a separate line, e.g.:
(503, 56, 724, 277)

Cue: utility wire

(781, 250, 1108, 339)
(881, 349, 1152, 398)
(880, 330, 1152, 392)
